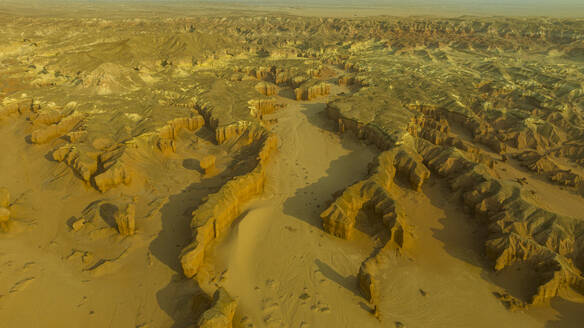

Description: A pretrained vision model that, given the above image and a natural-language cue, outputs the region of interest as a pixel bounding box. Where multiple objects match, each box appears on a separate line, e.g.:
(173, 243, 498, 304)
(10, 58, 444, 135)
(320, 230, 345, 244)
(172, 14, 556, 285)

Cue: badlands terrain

(1, 2, 584, 328)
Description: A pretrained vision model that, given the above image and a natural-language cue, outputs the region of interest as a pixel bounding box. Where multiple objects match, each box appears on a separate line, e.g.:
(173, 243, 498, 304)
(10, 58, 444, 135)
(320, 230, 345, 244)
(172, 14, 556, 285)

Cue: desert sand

(1, 1, 584, 328)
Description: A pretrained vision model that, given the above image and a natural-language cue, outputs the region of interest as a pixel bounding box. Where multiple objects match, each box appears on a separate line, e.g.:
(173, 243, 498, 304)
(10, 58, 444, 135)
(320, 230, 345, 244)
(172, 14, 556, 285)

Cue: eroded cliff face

(254, 81, 279, 96)
(0, 187, 12, 233)
(114, 202, 136, 236)
(514, 150, 583, 189)
(197, 287, 237, 328)
(321, 64, 584, 311)
(325, 104, 397, 151)
(294, 82, 331, 101)
(181, 128, 278, 278)
(248, 98, 282, 120)
(320, 146, 426, 240)
(402, 106, 584, 306)
(156, 115, 205, 153)
(417, 137, 584, 306)
(320, 145, 427, 311)
(31, 111, 85, 144)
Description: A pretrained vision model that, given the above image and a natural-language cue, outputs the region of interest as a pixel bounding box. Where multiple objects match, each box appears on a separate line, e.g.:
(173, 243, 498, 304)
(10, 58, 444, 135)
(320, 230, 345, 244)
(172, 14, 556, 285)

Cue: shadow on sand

(149, 133, 265, 326)
(280, 101, 377, 299)
(282, 102, 376, 229)
(149, 174, 228, 327)
(545, 297, 584, 328)
(425, 177, 584, 325)
(315, 258, 362, 298)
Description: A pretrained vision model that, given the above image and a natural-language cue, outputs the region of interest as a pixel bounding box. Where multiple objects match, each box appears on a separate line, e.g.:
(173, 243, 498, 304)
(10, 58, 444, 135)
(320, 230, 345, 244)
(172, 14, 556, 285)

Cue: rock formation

(416, 138, 584, 306)
(325, 102, 401, 150)
(514, 150, 583, 188)
(197, 288, 237, 328)
(52, 145, 98, 183)
(0, 187, 10, 208)
(200, 155, 217, 177)
(358, 259, 378, 304)
(31, 112, 84, 144)
(181, 130, 278, 278)
(114, 202, 136, 236)
(320, 145, 423, 311)
(33, 109, 64, 126)
(51, 143, 133, 192)
(294, 82, 331, 101)
(157, 115, 205, 153)
(0, 188, 11, 233)
(407, 113, 496, 168)
(0, 207, 11, 233)
(92, 148, 133, 192)
(248, 98, 282, 119)
(320, 146, 427, 240)
(254, 81, 278, 96)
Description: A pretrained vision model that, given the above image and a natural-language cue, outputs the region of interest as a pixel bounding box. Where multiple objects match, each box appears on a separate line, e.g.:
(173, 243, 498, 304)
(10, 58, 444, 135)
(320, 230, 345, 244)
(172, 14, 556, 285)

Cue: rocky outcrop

(52, 145, 99, 183)
(254, 81, 278, 96)
(180, 130, 278, 278)
(417, 138, 584, 306)
(0, 188, 11, 233)
(392, 146, 432, 191)
(248, 98, 281, 119)
(321, 146, 427, 240)
(325, 101, 403, 150)
(91, 147, 132, 192)
(358, 258, 378, 304)
(408, 114, 496, 168)
(214, 121, 269, 145)
(0, 187, 10, 208)
(197, 288, 237, 328)
(337, 75, 370, 88)
(0, 98, 39, 120)
(214, 122, 249, 145)
(338, 75, 355, 87)
(157, 115, 205, 153)
(249, 66, 273, 81)
(319, 146, 423, 310)
(33, 109, 64, 126)
(408, 103, 507, 155)
(94, 159, 132, 193)
(114, 202, 136, 236)
(0, 207, 10, 233)
(200, 155, 217, 177)
(294, 82, 331, 101)
(31, 112, 84, 144)
(514, 150, 583, 188)
(51, 143, 132, 192)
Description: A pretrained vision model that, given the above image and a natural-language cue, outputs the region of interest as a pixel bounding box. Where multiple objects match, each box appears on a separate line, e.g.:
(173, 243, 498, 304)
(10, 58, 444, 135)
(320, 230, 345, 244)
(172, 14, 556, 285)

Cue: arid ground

(1, 2, 584, 328)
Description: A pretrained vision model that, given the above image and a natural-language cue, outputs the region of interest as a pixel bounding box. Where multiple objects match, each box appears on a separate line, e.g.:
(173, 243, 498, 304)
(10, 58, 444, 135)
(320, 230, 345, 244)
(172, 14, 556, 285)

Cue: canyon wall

(180, 129, 278, 278)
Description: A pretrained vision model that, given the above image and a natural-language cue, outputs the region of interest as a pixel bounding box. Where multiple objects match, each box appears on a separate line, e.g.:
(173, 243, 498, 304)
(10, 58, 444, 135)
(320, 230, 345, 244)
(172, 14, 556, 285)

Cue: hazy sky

(5, 0, 584, 17)
(209, 0, 584, 16)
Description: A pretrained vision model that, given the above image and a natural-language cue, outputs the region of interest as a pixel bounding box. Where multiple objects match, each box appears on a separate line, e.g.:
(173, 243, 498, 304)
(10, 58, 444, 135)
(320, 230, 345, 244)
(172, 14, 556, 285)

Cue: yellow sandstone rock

(0, 207, 11, 233)
(0, 187, 9, 208)
(114, 203, 136, 236)
(200, 155, 217, 177)
(31, 112, 84, 144)
(197, 288, 237, 328)
(181, 131, 277, 278)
